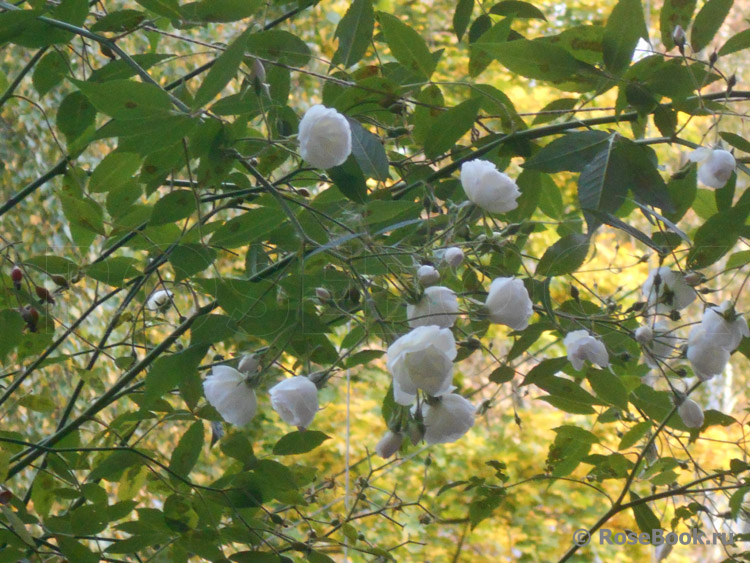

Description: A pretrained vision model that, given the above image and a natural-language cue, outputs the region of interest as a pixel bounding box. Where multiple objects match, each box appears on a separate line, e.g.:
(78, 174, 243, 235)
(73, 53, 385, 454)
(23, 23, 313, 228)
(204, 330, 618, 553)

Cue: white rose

(269, 376, 319, 430)
(203, 366, 257, 426)
(687, 325, 730, 381)
(638, 320, 678, 368)
(375, 431, 403, 458)
(387, 325, 457, 405)
(564, 330, 609, 370)
(641, 267, 697, 312)
(678, 398, 704, 429)
(298, 104, 352, 169)
(237, 353, 260, 375)
(700, 300, 749, 352)
(443, 247, 465, 268)
(417, 264, 440, 286)
(407, 286, 459, 328)
(146, 289, 173, 311)
(689, 147, 736, 189)
(460, 159, 521, 213)
(484, 277, 533, 330)
(422, 394, 476, 445)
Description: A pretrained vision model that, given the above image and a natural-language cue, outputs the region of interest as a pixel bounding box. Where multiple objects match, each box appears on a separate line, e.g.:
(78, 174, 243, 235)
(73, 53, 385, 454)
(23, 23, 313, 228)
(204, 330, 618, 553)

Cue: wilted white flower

(687, 325, 730, 380)
(443, 247, 465, 268)
(689, 147, 736, 189)
(642, 267, 697, 312)
(484, 277, 533, 330)
(672, 25, 686, 48)
(238, 353, 260, 375)
(460, 159, 521, 213)
(422, 394, 476, 445)
(564, 330, 609, 370)
(203, 366, 257, 426)
(146, 289, 173, 311)
(654, 542, 673, 562)
(417, 264, 440, 286)
(701, 300, 749, 352)
(407, 286, 459, 328)
(298, 104, 352, 169)
(387, 325, 457, 405)
(315, 287, 332, 301)
(678, 398, 704, 429)
(375, 431, 403, 458)
(638, 320, 678, 368)
(269, 376, 319, 429)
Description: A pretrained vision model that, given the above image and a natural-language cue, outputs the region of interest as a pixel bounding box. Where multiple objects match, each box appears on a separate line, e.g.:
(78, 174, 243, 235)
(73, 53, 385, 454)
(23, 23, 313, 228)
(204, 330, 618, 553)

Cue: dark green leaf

(0, 310, 24, 362)
(90, 9, 146, 32)
(719, 28, 750, 56)
(719, 131, 750, 153)
(660, 0, 697, 49)
(169, 244, 216, 281)
(74, 79, 174, 120)
(349, 120, 389, 181)
(664, 166, 697, 223)
(424, 98, 481, 159)
(469, 19, 512, 77)
(524, 131, 612, 173)
(618, 421, 652, 450)
(32, 51, 69, 96)
(150, 190, 198, 226)
(89, 152, 142, 193)
(490, 0, 546, 19)
(273, 430, 330, 455)
(245, 30, 311, 67)
(587, 370, 628, 410)
(489, 365, 515, 384)
(691, 0, 733, 52)
(60, 193, 105, 235)
(193, 29, 249, 108)
(24, 255, 78, 276)
(180, 0, 263, 22)
(603, 0, 648, 75)
(333, 0, 374, 67)
(209, 206, 286, 248)
(377, 12, 436, 80)
(687, 206, 748, 269)
(453, 0, 474, 41)
(630, 492, 661, 533)
(535, 233, 589, 277)
(135, 0, 182, 19)
(329, 155, 368, 203)
(57, 91, 96, 140)
(86, 257, 140, 287)
(169, 421, 204, 479)
(142, 345, 207, 410)
(89, 54, 173, 83)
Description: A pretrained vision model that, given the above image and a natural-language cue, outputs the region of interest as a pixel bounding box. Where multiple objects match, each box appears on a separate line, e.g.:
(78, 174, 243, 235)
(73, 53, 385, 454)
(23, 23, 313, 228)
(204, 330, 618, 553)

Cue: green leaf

(691, 0, 733, 52)
(57, 91, 96, 140)
(32, 51, 69, 96)
(489, 365, 515, 384)
(135, 0, 182, 19)
(273, 430, 330, 455)
(0, 310, 25, 362)
(524, 131, 612, 173)
(630, 492, 661, 533)
(490, 0, 546, 19)
(89, 152, 142, 193)
(424, 98, 481, 159)
(377, 12, 436, 80)
(664, 166, 697, 223)
(169, 244, 216, 281)
(587, 370, 628, 410)
(332, 0, 374, 67)
(603, 0, 648, 75)
(349, 120, 389, 181)
(469, 487, 505, 529)
(535, 233, 589, 277)
(618, 421, 652, 450)
(474, 38, 599, 88)
(687, 207, 747, 269)
(193, 29, 249, 108)
(245, 30, 311, 67)
(142, 345, 207, 410)
(730, 486, 750, 518)
(209, 206, 286, 248)
(90, 54, 173, 83)
(719, 28, 750, 56)
(24, 255, 78, 276)
(169, 421, 204, 479)
(660, 0, 697, 49)
(719, 131, 750, 153)
(179, 0, 262, 22)
(150, 190, 198, 226)
(86, 257, 140, 287)
(90, 9, 146, 32)
(329, 155, 368, 203)
(453, 0, 474, 41)
(60, 193, 105, 236)
(469, 19, 512, 77)
(74, 79, 174, 120)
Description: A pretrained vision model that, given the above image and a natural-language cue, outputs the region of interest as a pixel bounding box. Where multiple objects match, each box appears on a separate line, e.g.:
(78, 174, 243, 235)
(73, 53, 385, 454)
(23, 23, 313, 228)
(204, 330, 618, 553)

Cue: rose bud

(35, 286, 55, 304)
(11, 266, 22, 290)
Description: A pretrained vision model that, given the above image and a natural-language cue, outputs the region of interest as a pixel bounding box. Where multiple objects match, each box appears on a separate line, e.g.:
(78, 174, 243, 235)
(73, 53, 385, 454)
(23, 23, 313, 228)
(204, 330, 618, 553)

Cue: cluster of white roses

(203, 354, 320, 430)
(635, 266, 748, 428)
